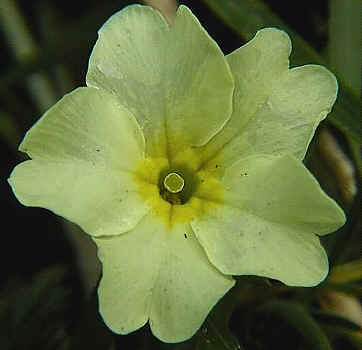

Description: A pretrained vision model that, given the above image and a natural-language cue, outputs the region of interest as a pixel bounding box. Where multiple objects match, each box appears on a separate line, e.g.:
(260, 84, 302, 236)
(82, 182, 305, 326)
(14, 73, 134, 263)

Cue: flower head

(9, 4, 345, 343)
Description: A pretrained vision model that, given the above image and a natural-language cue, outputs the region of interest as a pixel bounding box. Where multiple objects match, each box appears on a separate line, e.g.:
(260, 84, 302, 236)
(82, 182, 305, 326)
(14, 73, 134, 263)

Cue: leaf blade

(256, 300, 333, 350)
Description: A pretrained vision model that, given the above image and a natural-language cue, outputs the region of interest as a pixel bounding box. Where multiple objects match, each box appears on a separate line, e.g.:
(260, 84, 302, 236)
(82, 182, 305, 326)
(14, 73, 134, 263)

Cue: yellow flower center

(132, 133, 225, 229)
(163, 172, 184, 193)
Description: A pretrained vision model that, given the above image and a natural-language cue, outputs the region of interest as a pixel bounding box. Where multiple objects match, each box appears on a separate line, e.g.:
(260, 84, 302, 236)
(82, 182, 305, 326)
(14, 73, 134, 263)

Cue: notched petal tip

(7, 160, 35, 208)
(175, 4, 203, 23)
(98, 4, 168, 34)
(149, 275, 235, 343)
(280, 155, 346, 235)
(315, 193, 346, 236)
(176, 4, 190, 15)
(289, 64, 338, 113)
(254, 27, 292, 56)
(87, 2, 233, 151)
(285, 248, 329, 287)
(229, 26, 292, 63)
(335, 204, 347, 228)
(97, 284, 149, 336)
(313, 64, 338, 107)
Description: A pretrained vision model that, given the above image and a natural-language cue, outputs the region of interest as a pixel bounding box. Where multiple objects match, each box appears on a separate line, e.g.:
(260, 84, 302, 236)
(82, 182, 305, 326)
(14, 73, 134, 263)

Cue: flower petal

(94, 215, 166, 335)
(200, 28, 291, 168)
(93, 215, 234, 343)
(193, 207, 329, 287)
(9, 160, 149, 237)
(9, 87, 148, 237)
(201, 29, 337, 170)
(191, 155, 345, 286)
(149, 224, 234, 343)
(86, 5, 234, 157)
(223, 155, 346, 235)
(240, 65, 338, 159)
(227, 28, 291, 129)
(18, 87, 144, 170)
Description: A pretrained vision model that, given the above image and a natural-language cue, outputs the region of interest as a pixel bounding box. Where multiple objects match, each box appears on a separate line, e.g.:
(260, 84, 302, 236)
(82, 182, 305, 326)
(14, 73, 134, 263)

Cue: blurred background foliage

(0, 0, 360, 349)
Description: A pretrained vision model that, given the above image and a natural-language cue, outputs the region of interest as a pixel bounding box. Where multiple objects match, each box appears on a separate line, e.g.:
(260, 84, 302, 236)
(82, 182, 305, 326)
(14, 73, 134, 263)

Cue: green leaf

(192, 284, 244, 350)
(256, 300, 333, 350)
(193, 320, 242, 350)
(202, 0, 361, 144)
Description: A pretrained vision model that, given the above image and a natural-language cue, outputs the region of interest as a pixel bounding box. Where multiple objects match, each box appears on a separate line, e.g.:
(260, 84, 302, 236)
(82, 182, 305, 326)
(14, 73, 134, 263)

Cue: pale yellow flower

(9, 5, 345, 343)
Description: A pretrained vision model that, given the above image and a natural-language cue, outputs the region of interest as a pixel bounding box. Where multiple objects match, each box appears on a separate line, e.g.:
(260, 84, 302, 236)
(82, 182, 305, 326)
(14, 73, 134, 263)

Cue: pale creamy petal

(227, 28, 291, 129)
(19, 87, 144, 171)
(86, 5, 233, 157)
(240, 65, 338, 160)
(192, 206, 329, 287)
(201, 29, 337, 172)
(8, 86, 147, 236)
(94, 215, 234, 343)
(149, 224, 234, 343)
(191, 155, 345, 286)
(94, 215, 167, 334)
(199, 28, 291, 169)
(9, 160, 149, 237)
(223, 155, 346, 234)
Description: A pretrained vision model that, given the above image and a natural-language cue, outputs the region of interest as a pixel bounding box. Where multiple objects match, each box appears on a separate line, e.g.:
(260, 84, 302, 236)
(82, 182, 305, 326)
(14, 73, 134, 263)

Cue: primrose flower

(9, 4, 345, 343)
